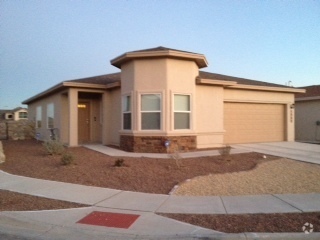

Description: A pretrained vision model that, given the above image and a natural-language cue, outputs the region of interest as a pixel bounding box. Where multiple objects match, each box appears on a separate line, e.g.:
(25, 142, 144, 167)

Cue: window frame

(140, 93, 162, 130)
(122, 95, 132, 130)
(174, 94, 191, 130)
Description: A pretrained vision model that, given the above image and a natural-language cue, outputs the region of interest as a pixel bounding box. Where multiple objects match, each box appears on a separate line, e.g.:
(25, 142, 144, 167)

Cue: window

(36, 106, 42, 128)
(122, 95, 131, 130)
(174, 94, 190, 129)
(47, 103, 54, 128)
(141, 94, 161, 130)
(19, 112, 28, 119)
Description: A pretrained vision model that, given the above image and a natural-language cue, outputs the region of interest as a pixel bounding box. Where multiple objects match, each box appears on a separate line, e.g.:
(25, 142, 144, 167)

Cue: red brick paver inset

(77, 211, 140, 229)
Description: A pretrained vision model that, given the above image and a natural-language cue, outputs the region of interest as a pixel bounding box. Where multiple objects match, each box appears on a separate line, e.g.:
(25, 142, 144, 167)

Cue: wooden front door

(78, 102, 90, 143)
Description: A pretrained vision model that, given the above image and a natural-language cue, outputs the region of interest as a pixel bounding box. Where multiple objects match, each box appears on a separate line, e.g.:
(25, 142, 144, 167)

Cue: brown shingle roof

(129, 46, 200, 55)
(67, 71, 293, 89)
(295, 85, 320, 98)
(199, 71, 290, 88)
(65, 72, 120, 85)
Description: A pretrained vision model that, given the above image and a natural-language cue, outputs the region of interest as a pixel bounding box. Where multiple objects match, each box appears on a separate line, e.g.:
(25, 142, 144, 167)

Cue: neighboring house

(295, 85, 320, 143)
(0, 107, 28, 121)
(23, 47, 304, 153)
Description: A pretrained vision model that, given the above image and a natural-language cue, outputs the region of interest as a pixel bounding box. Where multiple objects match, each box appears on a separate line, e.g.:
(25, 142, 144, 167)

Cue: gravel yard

(174, 158, 320, 196)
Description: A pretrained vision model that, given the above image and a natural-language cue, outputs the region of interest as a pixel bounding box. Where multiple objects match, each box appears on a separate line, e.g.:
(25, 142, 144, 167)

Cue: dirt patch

(160, 213, 320, 233)
(0, 190, 88, 211)
(0, 140, 275, 194)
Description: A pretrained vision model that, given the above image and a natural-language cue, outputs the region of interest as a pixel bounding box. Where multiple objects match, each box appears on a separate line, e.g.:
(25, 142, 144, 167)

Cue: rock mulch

(174, 158, 320, 196)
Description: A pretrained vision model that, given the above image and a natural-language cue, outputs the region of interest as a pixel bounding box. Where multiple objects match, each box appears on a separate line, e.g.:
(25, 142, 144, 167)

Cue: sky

(1, 0, 319, 109)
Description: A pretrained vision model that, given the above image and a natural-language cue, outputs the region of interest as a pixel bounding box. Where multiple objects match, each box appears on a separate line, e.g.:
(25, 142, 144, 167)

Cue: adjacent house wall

(13, 109, 28, 120)
(295, 99, 320, 142)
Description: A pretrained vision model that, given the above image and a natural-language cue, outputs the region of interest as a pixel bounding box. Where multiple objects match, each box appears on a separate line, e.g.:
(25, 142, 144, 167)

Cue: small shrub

(61, 152, 74, 165)
(114, 158, 125, 167)
(169, 146, 182, 169)
(218, 145, 232, 160)
(43, 140, 65, 155)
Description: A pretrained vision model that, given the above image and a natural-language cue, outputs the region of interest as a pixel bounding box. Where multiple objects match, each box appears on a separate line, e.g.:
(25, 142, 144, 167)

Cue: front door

(78, 102, 90, 143)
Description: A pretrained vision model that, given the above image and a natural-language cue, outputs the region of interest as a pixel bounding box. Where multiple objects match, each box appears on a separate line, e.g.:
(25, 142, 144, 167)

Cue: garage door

(224, 103, 285, 144)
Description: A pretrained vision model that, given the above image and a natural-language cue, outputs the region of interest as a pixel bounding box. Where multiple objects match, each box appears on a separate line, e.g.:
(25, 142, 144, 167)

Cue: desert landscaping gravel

(174, 158, 320, 196)
(1, 140, 320, 233)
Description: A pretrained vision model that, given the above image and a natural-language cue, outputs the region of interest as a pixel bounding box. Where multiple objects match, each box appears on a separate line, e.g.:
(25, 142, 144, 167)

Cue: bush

(169, 147, 182, 169)
(114, 158, 125, 167)
(43, 140, 65, 155)
(61, 152, 74, 165)
(218, 145, 232, 159)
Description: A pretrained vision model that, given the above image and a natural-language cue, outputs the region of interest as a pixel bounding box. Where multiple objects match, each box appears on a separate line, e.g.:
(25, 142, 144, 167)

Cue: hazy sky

(1, 0, 319, 109)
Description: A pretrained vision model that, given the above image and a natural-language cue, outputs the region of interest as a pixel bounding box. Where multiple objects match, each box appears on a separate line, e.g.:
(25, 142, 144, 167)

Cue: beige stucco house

(23, 47, 304, 152)
(295, 85, 320, 143)
(0, 107, 28, 121)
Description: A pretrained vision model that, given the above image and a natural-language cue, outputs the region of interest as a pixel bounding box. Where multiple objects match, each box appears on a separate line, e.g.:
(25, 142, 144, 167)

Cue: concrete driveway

(232, 141, 320, 165)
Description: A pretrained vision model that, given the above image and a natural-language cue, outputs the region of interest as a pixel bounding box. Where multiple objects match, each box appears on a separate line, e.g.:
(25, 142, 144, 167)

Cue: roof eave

(295, 96, 320, 102)
(196, 78, 237, 86)
(22, 82, 65, 104)
(227, 84, 306, 93)
(22, 81, 121, 105)
(196, 77, 306, 93)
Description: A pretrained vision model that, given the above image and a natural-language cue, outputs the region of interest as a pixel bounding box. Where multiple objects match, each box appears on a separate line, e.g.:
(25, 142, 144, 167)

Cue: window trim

(173, 93, 191, 130)
(140, 93, 162, 131)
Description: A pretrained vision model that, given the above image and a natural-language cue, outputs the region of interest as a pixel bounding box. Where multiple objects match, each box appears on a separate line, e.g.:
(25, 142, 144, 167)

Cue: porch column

(68, 88, 78, 146)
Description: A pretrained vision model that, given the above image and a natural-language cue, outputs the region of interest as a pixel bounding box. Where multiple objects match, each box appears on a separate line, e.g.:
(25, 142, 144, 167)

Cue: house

(295, 85, 320, 143)
(0, 107, 28, 121)
(22, 46, 304, 153)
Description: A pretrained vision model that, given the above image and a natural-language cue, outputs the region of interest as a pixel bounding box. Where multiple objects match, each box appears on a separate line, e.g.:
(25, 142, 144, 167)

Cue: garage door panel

(224, 103, 285, 144)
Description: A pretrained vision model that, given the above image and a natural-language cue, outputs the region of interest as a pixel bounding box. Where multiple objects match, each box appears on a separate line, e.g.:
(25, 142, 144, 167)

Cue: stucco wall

(295, 99, 320, 142)
(195, 85, 224, 148)
(103, 88, 121, 146)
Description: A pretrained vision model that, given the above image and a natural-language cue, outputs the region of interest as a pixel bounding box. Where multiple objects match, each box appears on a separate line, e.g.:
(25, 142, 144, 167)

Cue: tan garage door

(224, 103, 285, 144)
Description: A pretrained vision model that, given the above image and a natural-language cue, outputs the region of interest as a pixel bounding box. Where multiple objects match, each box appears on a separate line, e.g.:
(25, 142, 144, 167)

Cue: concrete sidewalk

(232, 141, 320, 165)
(1, 170, 320, 239)
(1, 170, 320, 214)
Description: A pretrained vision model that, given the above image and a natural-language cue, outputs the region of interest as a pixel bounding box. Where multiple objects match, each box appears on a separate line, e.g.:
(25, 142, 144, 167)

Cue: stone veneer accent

(120, 135, 196, 153)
